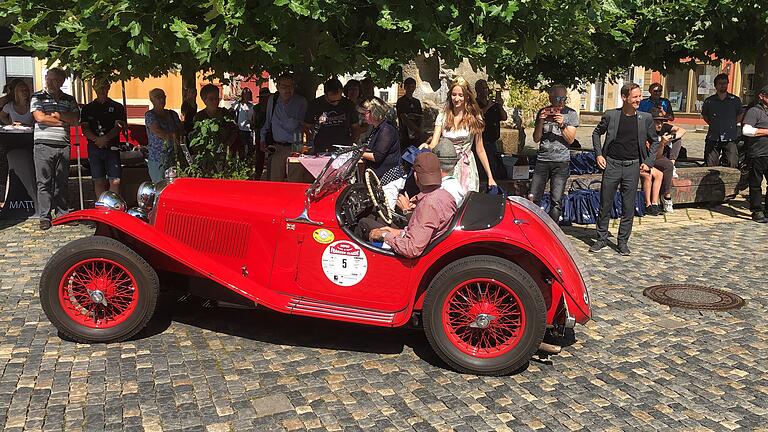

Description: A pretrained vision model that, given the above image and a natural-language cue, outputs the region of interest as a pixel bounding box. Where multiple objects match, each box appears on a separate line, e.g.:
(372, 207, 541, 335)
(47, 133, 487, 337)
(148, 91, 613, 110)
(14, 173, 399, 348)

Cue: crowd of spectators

(2, 69, 766, 237)
(522, 74, 766, 256)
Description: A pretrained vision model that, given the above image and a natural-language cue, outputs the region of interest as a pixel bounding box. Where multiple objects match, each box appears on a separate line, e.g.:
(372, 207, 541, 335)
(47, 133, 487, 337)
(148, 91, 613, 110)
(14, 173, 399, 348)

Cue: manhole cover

(643, 284, 745, 311)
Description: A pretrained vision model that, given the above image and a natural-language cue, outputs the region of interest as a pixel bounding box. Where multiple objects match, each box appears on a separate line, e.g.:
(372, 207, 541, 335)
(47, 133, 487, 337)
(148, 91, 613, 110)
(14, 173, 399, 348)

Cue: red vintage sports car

(40, 146, 591, 375)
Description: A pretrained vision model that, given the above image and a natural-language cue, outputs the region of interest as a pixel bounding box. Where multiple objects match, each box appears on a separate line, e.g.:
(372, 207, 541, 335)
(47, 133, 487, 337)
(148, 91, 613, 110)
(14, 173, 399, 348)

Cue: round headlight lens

(137, 181, 156, 209)
(95, 191, 127, 212)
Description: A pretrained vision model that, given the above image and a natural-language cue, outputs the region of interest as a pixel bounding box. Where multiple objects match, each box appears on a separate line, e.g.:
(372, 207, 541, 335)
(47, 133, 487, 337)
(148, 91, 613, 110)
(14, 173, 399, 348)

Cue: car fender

(52, 209, 290, 310)
(409, 231, 590, 324)
(409, 233, 552, 302)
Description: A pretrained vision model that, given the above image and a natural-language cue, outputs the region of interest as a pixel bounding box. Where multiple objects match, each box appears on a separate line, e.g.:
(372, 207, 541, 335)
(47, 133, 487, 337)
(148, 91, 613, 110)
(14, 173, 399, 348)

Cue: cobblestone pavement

(1, 216, 767, 431)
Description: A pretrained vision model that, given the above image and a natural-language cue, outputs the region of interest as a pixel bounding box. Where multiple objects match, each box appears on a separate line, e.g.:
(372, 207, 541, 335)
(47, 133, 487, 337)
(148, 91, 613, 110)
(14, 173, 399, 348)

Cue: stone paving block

(0, 218, 767, 431)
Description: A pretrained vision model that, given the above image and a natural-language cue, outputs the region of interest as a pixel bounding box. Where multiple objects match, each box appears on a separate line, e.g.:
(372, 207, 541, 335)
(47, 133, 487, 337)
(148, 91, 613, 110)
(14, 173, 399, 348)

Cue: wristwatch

(381, 231, 389, 239)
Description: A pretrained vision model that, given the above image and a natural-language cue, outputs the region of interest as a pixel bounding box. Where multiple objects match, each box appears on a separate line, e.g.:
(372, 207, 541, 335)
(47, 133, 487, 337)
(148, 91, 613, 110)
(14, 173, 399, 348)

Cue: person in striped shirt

(31, 67, 80, 230)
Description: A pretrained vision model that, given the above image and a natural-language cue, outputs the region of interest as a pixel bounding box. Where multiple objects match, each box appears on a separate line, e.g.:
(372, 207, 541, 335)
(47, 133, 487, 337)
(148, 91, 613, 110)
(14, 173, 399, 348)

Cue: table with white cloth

(286, 155, 365, 183)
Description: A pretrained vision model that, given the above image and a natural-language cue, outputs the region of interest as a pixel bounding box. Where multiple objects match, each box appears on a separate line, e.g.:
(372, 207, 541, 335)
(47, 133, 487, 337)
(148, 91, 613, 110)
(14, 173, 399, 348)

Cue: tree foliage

(1, 0, 767, 89)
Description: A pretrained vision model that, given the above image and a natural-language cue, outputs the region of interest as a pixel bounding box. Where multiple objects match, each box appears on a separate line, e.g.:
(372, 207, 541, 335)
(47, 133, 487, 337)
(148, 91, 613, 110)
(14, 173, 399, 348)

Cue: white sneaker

(663, 198, 674, 213)
(672, 166, 679, 179)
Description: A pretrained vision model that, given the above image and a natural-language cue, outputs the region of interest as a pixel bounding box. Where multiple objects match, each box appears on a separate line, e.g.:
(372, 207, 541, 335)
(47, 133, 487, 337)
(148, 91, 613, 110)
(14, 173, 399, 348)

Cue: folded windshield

(307, 143, 365, 201)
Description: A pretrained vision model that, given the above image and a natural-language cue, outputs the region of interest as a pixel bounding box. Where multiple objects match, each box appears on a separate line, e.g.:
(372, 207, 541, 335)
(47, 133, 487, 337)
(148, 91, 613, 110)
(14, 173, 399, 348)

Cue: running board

(287, 297, 397, 324)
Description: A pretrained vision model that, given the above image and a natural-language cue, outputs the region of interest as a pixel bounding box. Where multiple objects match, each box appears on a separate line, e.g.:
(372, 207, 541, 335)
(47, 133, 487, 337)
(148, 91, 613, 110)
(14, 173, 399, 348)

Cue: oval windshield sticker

(321, 240, 368, 286)
(313, 228, 335, 244)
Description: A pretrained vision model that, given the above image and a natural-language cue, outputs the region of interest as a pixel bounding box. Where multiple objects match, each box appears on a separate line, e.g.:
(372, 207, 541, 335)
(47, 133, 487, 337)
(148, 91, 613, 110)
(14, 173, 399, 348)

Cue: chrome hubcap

(470, 313, 496, 329)
(89, 290, 108, 306)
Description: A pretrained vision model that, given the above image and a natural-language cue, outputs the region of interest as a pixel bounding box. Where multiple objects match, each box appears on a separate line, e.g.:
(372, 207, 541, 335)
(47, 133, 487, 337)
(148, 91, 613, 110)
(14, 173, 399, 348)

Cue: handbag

(612, 189, 647, 217)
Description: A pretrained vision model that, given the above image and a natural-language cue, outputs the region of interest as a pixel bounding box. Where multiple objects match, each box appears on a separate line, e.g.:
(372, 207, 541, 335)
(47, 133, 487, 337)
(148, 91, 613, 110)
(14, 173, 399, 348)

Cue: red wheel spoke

(442, 277, 527, 359)
(58, 258, 139, 329)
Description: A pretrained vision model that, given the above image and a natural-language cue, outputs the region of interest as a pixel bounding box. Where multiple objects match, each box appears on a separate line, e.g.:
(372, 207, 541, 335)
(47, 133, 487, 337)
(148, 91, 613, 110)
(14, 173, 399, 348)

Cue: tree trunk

(293, 21, 323, 101)
(294, 66, 322, 101)
(181, 64, 197, 103)
(414, 53, 441, 92)
(755, 40, 768, 93)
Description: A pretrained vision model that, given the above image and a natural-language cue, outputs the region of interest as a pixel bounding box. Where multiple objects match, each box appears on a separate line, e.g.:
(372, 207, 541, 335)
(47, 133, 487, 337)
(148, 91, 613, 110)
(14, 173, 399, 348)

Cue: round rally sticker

(321, 240, 368, 286)
(313, 228, 335, 244)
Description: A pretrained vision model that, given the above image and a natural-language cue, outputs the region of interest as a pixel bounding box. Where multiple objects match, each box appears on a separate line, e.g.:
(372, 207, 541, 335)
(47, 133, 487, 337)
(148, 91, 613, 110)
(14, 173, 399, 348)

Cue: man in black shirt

(80, 79, 127, 197)
(396, 77, 423, 150)
(475, 79, 508, 181)
(304, 78, 359, 154)
(741, 85, 768, 223)
(590, 83, 659, 255)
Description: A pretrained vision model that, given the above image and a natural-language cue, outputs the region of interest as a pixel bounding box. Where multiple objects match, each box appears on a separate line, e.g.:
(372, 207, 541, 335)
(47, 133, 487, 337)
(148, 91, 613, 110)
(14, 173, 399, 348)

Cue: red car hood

(155, 178, 311, 218)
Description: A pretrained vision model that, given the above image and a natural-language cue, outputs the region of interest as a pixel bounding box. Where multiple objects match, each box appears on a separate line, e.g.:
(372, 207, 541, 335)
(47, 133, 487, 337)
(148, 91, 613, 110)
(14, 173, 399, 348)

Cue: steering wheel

(364, 169, 393, 225)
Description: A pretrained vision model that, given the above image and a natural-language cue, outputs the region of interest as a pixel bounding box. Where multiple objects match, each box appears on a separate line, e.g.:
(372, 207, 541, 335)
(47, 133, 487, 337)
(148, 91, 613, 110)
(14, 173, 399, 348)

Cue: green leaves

(180, 117, 254, 180)
(3, 0, 766, 90)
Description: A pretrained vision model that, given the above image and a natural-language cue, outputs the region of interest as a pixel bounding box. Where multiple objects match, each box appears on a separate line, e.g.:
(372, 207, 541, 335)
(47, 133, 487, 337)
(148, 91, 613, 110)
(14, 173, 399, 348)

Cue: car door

(293, 224, 415, 312)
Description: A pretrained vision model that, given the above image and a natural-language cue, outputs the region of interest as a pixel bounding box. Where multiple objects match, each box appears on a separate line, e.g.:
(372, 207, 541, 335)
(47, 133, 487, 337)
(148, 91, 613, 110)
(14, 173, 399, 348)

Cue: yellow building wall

(110, 73, 185, 109)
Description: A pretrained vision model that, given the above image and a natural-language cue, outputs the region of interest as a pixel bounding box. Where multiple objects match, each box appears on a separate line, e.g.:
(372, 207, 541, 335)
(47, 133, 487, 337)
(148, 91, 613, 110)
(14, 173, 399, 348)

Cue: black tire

(423, 255, 546, 375)
(40, 235, 159, 343)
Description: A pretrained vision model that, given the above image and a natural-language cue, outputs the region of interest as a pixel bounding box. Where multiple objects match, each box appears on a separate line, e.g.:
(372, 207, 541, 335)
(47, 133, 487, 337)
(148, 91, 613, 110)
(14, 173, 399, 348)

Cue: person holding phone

(530, 85, 579, 223)
(641, 108, 686, 215)
(639, 83, 675, 121)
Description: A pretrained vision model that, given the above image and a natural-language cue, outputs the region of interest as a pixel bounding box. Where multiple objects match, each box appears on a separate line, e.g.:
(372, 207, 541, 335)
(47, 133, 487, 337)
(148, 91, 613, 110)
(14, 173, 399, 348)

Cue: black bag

(263, 92, 279, 146)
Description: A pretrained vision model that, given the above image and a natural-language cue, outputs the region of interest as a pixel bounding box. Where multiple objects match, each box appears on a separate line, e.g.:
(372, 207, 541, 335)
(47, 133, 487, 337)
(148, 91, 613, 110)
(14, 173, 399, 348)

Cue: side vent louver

(165, 212, 250, 258)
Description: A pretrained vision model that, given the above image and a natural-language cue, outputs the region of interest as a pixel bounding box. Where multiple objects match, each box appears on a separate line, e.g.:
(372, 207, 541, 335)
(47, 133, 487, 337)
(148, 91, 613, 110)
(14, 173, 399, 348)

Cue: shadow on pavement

(0, 217, 28, 231)
(136, 292, 534, 375)
(560, 224, 595, 247)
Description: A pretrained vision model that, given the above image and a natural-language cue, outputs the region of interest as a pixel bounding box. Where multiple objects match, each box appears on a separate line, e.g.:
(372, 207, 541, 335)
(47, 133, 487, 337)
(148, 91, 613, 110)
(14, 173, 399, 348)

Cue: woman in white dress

(422, 77, 497, 193)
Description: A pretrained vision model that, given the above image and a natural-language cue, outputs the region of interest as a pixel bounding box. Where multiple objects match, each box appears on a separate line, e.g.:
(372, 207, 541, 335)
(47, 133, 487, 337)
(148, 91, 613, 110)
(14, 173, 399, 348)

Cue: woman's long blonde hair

(443, 77, 484, 135)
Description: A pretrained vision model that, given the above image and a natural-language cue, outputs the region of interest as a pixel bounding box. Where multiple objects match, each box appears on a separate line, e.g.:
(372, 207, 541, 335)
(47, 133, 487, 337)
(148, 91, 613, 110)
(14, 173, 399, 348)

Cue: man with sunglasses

(639, 83, 675, 121)
(530, 85, 579, 223)
(304, 78, 359, 154)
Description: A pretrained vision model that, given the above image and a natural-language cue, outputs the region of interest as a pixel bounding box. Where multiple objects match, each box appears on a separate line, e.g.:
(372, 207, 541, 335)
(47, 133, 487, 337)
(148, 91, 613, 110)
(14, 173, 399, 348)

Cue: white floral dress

(433, 112, 479, 193)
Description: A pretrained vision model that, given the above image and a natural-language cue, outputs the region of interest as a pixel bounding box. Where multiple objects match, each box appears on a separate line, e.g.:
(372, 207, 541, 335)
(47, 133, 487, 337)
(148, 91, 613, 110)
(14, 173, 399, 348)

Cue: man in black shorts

(81, 79, 127, 197)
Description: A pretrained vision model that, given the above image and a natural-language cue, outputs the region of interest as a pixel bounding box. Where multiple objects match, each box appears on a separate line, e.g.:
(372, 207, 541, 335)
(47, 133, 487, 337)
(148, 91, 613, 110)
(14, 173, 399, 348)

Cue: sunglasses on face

(553, 96, 566, 103)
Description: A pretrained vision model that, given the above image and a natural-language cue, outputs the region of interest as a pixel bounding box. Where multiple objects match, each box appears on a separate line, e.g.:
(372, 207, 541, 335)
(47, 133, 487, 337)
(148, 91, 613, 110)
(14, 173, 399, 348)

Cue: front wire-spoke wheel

(59, 258, 140, 328)
(41, 236, 159, 343)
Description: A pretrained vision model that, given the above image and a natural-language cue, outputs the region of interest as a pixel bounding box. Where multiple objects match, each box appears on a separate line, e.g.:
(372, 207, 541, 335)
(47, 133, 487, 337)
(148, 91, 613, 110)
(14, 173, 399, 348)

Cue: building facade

(580, 61, 756, 128)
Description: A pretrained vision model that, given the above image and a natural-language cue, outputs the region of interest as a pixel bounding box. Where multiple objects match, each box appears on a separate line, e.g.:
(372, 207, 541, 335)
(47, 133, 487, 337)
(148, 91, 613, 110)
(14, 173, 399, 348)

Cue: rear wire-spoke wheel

(443, 278, 526, 358)
(424, 256, 546, 375)
(40, 236, 159, 343)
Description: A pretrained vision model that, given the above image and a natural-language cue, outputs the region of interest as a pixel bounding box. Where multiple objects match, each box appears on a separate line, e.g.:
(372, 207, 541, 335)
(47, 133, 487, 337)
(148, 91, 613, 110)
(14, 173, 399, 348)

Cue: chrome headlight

(127, 207, 149, 221)
(137, 181, 156, 210)
(164, 166, 178, 181)
(95, 191, 127, 212)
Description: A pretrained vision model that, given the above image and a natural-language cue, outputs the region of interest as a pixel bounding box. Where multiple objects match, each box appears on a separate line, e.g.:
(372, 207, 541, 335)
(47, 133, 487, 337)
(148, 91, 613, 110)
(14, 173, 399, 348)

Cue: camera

(543, 106, 562, 122)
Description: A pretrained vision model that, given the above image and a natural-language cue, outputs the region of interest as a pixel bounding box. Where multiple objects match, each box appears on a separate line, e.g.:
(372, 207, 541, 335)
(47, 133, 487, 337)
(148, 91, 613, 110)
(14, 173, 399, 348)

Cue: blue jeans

(529, 160, 569, 222)
(147, 160, 166, 183)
